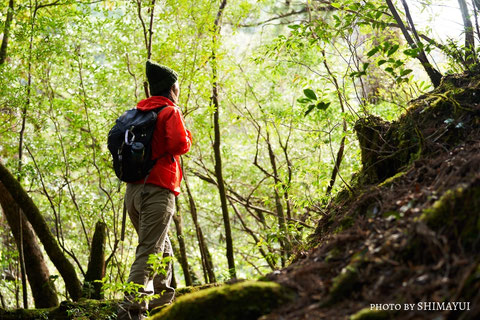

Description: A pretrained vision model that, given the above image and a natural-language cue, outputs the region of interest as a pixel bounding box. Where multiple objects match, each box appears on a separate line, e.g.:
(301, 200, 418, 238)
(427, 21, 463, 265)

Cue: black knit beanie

(145, 60, 178, 96)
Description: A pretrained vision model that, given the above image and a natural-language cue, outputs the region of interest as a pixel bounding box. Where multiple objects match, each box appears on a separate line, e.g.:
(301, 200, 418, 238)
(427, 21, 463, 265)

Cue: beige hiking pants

(124, 183, 175, 310)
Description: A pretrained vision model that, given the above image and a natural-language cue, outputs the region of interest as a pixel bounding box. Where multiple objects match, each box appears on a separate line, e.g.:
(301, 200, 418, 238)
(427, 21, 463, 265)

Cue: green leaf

(400, 69, 413, 76)
(366, 47, 379, 57)
(382, 42, 391, 52)
(403, 48, 418, 57)
(348, 3, 360, 11)
(303, 89, 317, 100)
(297, 98, 311, 104)
(378, 59, 387, 66)
(304, 104, 316, 116)
(393, 60, 403, 68)
(316, 101, 331, 110)
(387, 44, 399, 56)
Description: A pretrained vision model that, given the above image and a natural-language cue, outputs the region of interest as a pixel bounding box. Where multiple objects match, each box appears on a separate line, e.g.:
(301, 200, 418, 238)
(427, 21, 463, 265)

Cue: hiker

(117, 61, 192, 320)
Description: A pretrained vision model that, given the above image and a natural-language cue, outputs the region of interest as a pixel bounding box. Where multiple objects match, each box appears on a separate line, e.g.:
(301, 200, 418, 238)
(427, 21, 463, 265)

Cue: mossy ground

(0, 299, 117, 320)
(174, 282, 222, 298)
(150, 280, 295, 320)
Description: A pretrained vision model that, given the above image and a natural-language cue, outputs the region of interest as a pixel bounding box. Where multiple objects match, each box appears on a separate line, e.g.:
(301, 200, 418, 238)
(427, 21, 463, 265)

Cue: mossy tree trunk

(83, 221, 106, 300)
(0, 182, 59, 308)
(0, 162, 83, 301)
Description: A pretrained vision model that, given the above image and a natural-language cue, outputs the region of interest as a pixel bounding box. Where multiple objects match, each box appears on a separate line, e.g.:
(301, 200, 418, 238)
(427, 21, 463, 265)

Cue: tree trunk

(458, 0, 476, 64)
(0, 182, 59, 308)
(0, 162, 83, 301)
(326, 135, 346, 195)
(169, 232, 200, 285)
(183, 172, 216, 283)
(83, 221, 106, 300)
(320, 48, 352, 196)
(0, 0, 14, 65)
(228, 198, 277, 270)
(211, 0, 236, 279)
(172, 197, 192, 286)
(386, 0, 442, 87)
(265, 131, 289, 266)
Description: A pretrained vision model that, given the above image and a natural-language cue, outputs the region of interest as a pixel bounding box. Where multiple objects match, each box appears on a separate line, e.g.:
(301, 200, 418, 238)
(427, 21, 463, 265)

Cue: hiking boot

(117, 298, 146, 320)
(117, 306, 146, 320)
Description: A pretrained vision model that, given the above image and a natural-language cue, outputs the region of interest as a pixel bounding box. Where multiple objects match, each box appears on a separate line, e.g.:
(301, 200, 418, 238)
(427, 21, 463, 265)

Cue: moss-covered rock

(150, 280, 295, 320)
(175, 283, 223, 298)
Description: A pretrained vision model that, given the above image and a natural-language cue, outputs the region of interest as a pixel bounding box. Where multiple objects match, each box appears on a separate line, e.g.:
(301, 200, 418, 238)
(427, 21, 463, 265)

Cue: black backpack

(107, 106, 166, 182)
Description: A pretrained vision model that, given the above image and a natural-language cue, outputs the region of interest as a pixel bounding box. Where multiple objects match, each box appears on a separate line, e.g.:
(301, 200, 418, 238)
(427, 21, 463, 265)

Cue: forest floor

(261, 71, 480, 320)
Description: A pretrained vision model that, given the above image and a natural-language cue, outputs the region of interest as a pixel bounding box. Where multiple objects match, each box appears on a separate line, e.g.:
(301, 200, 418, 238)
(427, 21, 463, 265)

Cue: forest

(0, 0, 479, 319)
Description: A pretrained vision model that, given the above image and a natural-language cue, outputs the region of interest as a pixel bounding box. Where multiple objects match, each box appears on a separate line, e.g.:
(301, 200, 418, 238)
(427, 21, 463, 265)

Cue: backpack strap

(142, 104, 169, 187)
(153, 105, 168, 114)
(120, 200, 127, 242)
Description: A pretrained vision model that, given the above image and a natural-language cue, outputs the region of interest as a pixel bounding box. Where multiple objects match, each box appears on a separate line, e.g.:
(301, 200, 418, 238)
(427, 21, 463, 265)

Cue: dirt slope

(263, 72, 480, 320)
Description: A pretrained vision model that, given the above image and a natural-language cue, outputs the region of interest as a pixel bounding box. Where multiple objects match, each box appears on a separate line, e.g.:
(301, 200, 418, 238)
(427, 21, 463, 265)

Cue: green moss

(328, 264, 359, 302)
(0, 299, 117, 320)
(419, 180, 480, 245)
(349, 307, 391, 320)
(382, 211, 401, 220)
(150, 281, 295, 320)
(175, 283, 223, 298)
(354, 73, 479, 186)
(323, 250, 366, 306)
(151, 284, 225, 315)
(378, 171, 407, 188)
(419, 188, 458, 227)
(0, 308, 53, 320)
(334, 188, 353, 204)
(334, 216, 355, 233)
(325, 247, 342, 262)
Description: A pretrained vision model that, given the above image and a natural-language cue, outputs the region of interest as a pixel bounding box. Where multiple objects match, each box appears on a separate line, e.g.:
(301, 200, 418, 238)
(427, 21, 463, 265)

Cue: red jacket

(135, 96, 192, 196)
